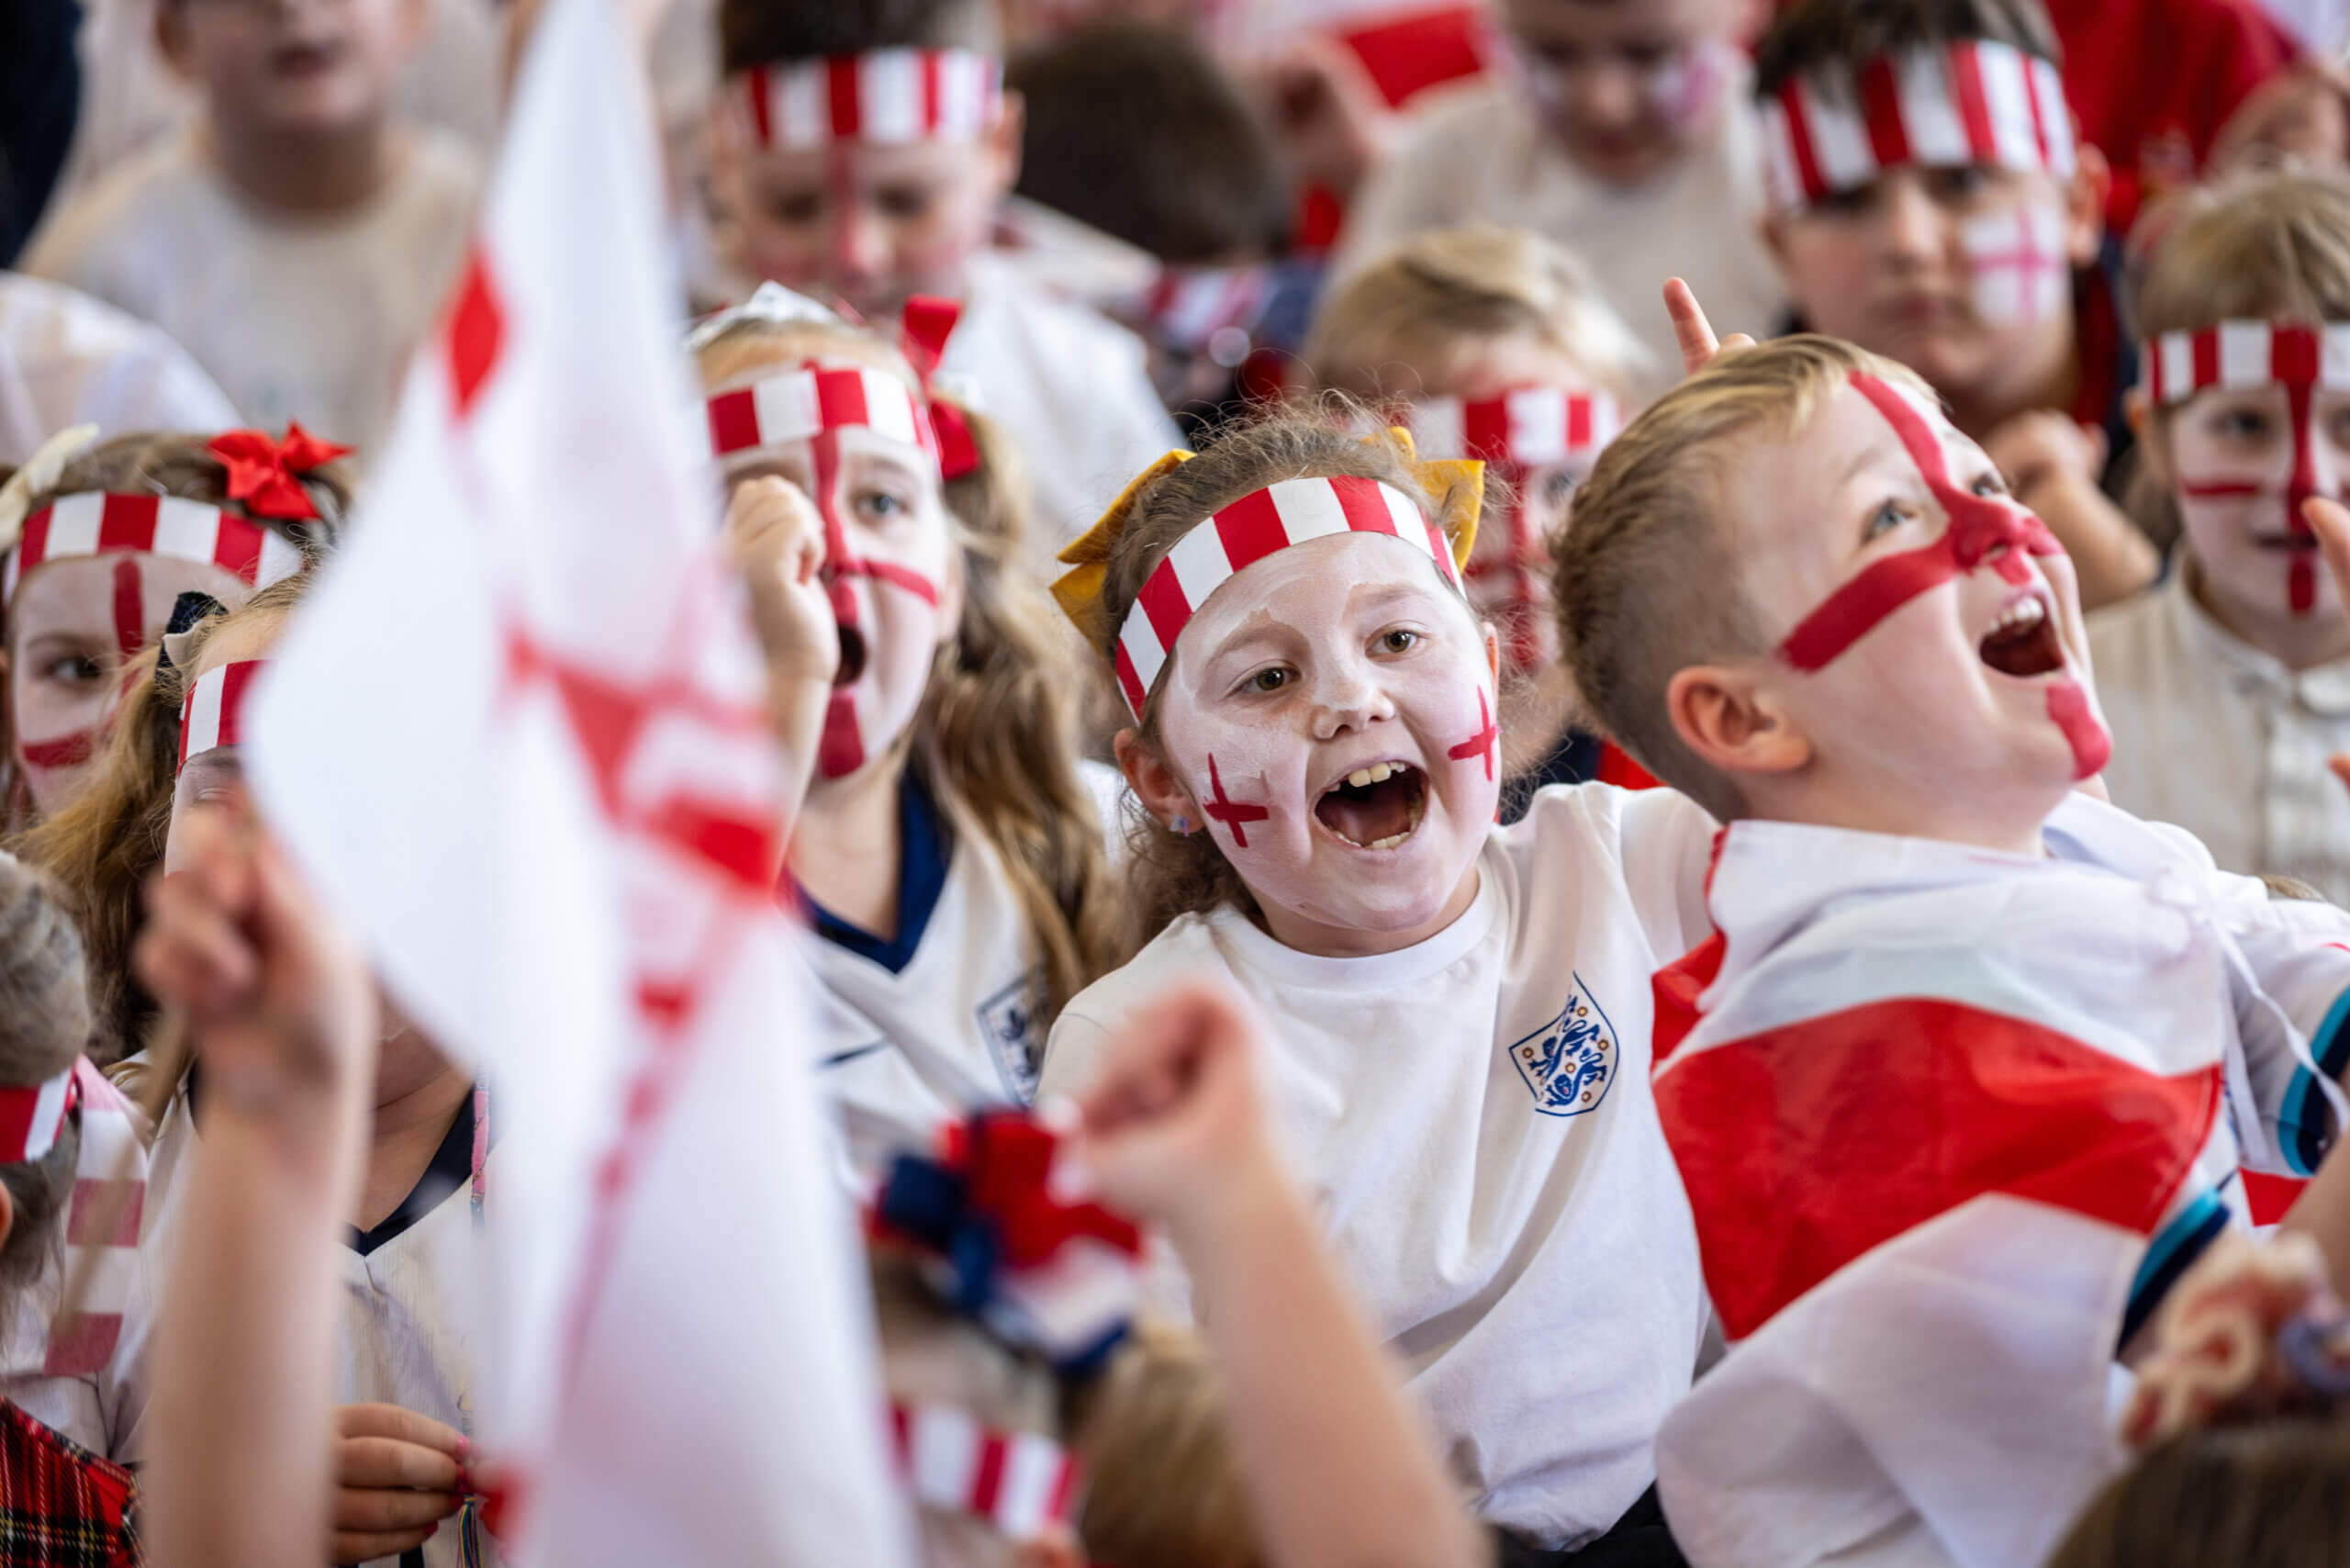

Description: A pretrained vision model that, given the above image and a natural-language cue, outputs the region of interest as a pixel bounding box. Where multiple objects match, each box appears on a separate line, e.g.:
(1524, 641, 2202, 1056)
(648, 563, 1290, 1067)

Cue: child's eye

(1927, 164, 1994, 205)
(1863, 499, 1907, 543)
(875, 185, 934, 220)
(2214, 407, 2272, 441)
(855, 488, 911, 521)
(1811, 185, 1877, 218)
(766, 190, 822, 225)
(1245, 667, 1291, 694)
(38, 654, 104, 687)
(1376, 628, 1423, 655)
(1969, 471, 2009, 498)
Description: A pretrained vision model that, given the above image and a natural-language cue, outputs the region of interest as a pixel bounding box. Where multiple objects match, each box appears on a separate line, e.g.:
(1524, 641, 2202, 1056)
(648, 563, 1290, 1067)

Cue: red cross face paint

(1152, 530, 1499, 952)
(1759, 373, 2109, 797)
(2145, 322, 2350, 623)
(706, 354, 958, 783)
(7, 552, 252, 816)
(1960, 201, 2067, 329)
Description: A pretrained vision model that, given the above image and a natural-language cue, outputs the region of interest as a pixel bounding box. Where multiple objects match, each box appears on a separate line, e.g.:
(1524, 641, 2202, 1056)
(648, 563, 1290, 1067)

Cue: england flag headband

(1761, 39, 2075, 211)
(2140, 320, 2350, 406)
(1407, 387, 1625, 469)
(726, 49, 1002, 151)
(0, 1057, 146, 1377)
(888, 1401, 1083, 1539)
(1111, 476, 1461, 721)
(5, 494, 303, 607)
(178, 659, 268, 773)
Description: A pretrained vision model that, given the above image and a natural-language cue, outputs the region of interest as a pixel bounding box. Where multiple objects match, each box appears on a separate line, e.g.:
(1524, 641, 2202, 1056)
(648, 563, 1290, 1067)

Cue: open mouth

(2255, 533, 2321, 552)
(1314, 761, 1426, 850)
(834, 625, 867, 688)
(271, 40, 343, 76)
(1977, 594, 2065, 678)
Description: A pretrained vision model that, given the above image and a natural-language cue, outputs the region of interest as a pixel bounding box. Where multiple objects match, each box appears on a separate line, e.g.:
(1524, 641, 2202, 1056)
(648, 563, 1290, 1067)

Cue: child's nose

(828, 204, 890, 283)
(1876, 174, 1947, 266)
(1306, 661, 1392, 737)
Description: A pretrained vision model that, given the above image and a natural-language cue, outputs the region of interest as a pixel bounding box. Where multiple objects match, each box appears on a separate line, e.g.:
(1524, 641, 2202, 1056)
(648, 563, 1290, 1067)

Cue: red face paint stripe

(807, 429, 859, 636)
(818, 689, 865, 778)
(1948, 41, 1998, 163)
(16, 732, 93, 769)
(858, 561, 942, 604)
(1447, 689, 1501, 781)
(2177, 479, 2266, 498)
(1203, 754, 1268, 848)
(1211, 485, 1289, 573)
(109, 557, 143, 664)
(1857, 55, 1912, 169)
(2045, 678, 2111, 780)
(1777, 539, 1965, 672)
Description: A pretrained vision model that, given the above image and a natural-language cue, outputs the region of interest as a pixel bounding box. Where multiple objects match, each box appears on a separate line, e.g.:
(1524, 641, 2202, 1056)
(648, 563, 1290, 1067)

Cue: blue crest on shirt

(1508, 975, 1618, 1117)
(977, 973, 1042, 1104)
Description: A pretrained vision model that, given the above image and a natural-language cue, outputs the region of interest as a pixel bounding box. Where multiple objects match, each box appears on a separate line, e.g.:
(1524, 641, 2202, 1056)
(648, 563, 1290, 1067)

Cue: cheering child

(2092, 171, 2350, 905)
(697, 286, 1124, 1179)
(1305, 226, 1651, 789)
(1039, 417, 1720, 1559)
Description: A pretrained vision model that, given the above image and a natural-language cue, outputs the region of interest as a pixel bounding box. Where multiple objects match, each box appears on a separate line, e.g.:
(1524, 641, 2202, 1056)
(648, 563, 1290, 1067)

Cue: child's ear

(0, 1182, 17, 1260)
(2062, 143, 2111, 268)
(1483, 622, 1500, 688)
(153, 0, 196, 79)
(1666, 662, 1811, 779)
(2125, 388, 2168, 487)
(1758, 210, 1794, 289)
(986, 91, 1026, 202)
(931, 542, 967, 652)
(1114, 727, 1197, 833)
(1011, 1527, 1084, 1568)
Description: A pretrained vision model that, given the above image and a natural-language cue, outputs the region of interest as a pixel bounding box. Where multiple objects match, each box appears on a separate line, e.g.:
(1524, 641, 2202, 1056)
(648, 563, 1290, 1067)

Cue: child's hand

(2120, 1231, 2339, 1449)
(726, 476, 837, 693)
(1069, 980, 1285, 1244)
(1663, 278, 1755, 378)
(329, 1404, 465, 1563)
(133, 811, 375, 1113)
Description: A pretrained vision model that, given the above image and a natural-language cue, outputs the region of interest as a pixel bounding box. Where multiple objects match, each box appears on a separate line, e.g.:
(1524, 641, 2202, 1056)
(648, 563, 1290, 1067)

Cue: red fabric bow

(207, 422, 353, 522)
(900, 297, 980, 482)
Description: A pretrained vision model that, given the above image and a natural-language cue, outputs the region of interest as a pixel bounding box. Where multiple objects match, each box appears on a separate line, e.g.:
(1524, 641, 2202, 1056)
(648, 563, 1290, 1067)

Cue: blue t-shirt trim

(803, 768, 956, 975)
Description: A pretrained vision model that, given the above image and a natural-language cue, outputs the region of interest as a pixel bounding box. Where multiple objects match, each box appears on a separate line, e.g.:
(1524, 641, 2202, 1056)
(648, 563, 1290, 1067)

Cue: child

(1555, 330, 2350, 1568)
(22, 582, 499, 1568)
(1750, 0, 2160, 610)
(872, 985, 1486, 1568)
(1038, 417, 1720, 1556)
(1004, 22, 1295, 431)
(0, 854, 140, 1568)
(694, 286, 1125, 1179)
(709, 0, 1180, 543)
(1333, 0, 1783, 387)
(1304, 226, 1651, 786)
(22, 0, 483, 454)
(2091, 172, 2350, 906)
(0, 427, 336, 830)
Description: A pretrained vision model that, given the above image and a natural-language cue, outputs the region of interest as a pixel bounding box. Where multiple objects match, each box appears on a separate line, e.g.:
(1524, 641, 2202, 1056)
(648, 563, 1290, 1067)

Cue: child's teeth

(1369, 833, 1404, 849)
(1369, 762, 1393, 783)
(1348, 768, 1374, 788)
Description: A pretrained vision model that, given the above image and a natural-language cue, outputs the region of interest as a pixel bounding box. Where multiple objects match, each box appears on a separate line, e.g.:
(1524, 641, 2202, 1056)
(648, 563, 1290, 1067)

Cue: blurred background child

(1304, 225, 1651, 790)
(709, 0, 1179, 544)
(21, 0, 482, 456)
(2097, 170, 2350, 906)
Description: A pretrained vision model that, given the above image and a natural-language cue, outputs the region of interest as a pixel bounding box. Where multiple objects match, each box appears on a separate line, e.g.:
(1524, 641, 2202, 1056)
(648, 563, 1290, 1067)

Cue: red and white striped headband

(706, 362, 940, 471)
(1762, 40, 2075, 210)
(5, 493, 301, 605)
(178, 659, 268, 772)
(729, 50, 1002, 151)
(889, 1402, 1082, 1539)
(1113, 476, 1459, 719)
(1408, 387, 1625, 468)
(47, 1059, 143, 1376)
(1136, 265, 1274, 355)
(2142, 321, 2350, 405)
(0, 1062, 79, 1166)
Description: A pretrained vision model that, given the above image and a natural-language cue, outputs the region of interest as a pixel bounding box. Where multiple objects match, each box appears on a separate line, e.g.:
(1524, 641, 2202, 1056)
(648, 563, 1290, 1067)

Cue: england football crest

(978, 973, 1043, 1104)
(1509, 974, 1618, 1117)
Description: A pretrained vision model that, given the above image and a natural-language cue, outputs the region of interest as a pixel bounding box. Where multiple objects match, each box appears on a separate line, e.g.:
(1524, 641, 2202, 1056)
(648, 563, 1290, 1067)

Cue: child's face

(718, 128, 1017, 324)
(2161, 383, 2350, 626)
(1406, 331, 1608, 677)
(162, 613, 282, 875)
(7, 554, 249, 816)
(1151, 532, 1501, 951)
(1769, 167, 2093, 413)
(162, 0, 423, 137)
(1499, 0, 1751, 185)
(1725, 375, 2105, 834)
(700, 338, 962, 784)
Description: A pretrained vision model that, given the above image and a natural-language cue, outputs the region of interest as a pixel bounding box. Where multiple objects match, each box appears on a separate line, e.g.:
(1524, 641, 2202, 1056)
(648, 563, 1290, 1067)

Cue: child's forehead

(1178, 532, 1465, 650)
(1506, 0, 1740, 50)
(699, 328, 917, 396)
(1724, 375, 1962, 545)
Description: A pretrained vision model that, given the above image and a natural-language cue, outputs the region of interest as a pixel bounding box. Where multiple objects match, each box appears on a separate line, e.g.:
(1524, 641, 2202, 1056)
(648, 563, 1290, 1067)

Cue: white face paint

(1960, 199, 2069, 330)
(1155, 532, 1500, 951)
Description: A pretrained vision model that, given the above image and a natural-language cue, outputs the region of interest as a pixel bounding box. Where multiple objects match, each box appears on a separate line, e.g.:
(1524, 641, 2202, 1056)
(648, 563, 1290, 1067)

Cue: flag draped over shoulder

(1648, 800, 2350, 1568)
(243, 0, 913, 1560)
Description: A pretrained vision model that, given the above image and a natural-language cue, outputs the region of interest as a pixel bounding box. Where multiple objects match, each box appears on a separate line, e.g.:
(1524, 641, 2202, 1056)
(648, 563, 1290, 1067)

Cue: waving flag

(1648, 796, 2350, 1568)
(243, 0, 912, 1560)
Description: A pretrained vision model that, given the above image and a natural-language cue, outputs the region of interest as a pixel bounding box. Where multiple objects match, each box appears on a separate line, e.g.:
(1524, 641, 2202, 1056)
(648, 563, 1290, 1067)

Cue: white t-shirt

(0, 272, 238, 465)
(1041, 782, 1719, 1550)
(2088, 567, 2350, 906)
(1333, 77, 1786, 390)
(24, 126, 483, 455)
(943, 251, 1182, 560)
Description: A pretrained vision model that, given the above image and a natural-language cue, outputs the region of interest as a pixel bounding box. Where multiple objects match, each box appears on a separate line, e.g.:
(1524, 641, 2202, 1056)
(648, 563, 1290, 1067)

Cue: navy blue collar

(801, 767, 957, 975)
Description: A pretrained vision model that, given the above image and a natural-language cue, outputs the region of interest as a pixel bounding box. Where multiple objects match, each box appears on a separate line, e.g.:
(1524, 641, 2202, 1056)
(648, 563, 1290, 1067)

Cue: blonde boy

(1557, 335, 2350, 1568)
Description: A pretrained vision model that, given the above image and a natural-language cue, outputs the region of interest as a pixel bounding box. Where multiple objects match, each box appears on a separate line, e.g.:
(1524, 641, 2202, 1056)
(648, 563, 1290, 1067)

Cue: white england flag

(243, 0, 914, 1560)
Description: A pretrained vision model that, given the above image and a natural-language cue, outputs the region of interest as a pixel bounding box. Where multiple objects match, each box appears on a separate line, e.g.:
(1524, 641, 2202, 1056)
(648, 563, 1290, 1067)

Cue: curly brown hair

(0, 854, 88, 1309)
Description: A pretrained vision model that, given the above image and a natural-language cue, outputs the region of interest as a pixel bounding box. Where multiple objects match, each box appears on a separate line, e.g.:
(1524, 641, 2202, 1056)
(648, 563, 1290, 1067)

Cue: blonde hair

(1, 431, 343, 824)
(2128, 170, 2350, 550)
(13, 577, 309, 1064)
(1071, 1320, 1258, 1568)
(2048, 1417, 2350, 1568)
(1557, 336, 1935, 822)
(696, 317, 1125, 1037)
(1304, 228, 1652, 403)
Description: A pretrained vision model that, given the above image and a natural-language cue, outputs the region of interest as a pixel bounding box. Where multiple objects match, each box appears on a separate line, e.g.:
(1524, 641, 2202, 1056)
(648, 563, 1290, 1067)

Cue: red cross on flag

(242, 0, 913, 1561)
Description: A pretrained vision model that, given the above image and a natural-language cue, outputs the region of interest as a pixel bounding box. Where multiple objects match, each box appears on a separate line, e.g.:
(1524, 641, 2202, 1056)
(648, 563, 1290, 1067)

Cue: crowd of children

(11, 0, 2350, 1562)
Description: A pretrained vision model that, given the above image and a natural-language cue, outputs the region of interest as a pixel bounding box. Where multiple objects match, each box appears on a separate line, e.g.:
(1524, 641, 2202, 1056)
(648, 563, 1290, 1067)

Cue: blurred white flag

(244, 0, 912, 1559)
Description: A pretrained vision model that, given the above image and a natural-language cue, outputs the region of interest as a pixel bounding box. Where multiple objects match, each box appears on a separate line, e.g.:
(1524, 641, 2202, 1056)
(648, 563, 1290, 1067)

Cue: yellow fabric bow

(1048, 433, 1483, 656)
